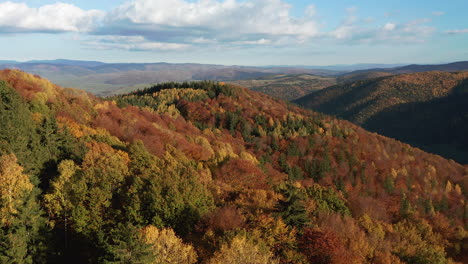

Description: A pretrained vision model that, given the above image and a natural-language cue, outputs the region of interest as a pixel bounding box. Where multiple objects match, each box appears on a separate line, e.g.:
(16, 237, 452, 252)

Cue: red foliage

(200, 206, 245, 232)
(299, 228, 350, 264)
(214, 159, 268, 189)
(0, 69, 42, 100)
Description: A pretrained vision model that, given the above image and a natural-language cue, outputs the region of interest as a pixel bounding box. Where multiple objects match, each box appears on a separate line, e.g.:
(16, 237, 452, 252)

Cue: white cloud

(0, 1, 440, 51)
(446, 29, 468, 35)
(329, 7, 359, 39)
(432, 11, 445, 16)
(383, 23, 396, 31)
(84, 35, 190, 51)
(330, 10, 435, 44)
(103, 0, 320, 44)
(233, 38, 271, 45)
(0, 1, 104, 33)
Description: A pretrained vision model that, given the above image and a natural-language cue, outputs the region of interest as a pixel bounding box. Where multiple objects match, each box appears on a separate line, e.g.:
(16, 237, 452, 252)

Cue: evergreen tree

(0, 154, 48, 263)
(276, 183, 308, 229)
(101, 224, 154, 264)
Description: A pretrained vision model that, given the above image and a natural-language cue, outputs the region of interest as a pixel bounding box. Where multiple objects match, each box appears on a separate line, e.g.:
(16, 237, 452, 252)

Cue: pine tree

(276, 183, 309, 229)
(102, 223, 155, 264)
(0, 154, 48, 263)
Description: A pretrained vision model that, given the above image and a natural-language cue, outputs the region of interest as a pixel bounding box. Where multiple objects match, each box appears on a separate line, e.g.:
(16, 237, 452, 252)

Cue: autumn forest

(0, 69, 467, 264)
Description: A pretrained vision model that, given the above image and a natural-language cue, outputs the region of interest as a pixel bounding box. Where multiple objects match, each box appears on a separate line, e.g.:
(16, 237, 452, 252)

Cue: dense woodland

(295, 71, 468, 164)
(0, 69, 467, 263)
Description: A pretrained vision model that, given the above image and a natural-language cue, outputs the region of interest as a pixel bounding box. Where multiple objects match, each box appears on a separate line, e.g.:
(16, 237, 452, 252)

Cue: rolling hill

(346, 61, 468, 76)
(0, 70, 466, 263)
(337, 71, 394, 83)
(294, 71, 468, 163)
(218, 61, 468, 102)
(228, 74, 337, 101)
(0, 60, 339, 96)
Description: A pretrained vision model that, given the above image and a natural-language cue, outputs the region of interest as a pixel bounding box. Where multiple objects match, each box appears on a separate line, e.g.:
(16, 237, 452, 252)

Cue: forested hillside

(0, 70, 467, 264)
(228, 74, 337, 101)
(294, 71, 468, 163)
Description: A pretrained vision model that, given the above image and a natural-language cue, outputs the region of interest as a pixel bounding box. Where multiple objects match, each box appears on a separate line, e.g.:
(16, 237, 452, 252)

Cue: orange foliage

(214, 159, 268, 189)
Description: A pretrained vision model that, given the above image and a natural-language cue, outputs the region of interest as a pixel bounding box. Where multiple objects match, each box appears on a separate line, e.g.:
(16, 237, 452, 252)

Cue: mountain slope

(0, 70, 466, 263)
(346, 61, 468, 76)
(337, 71, 394, 83)
(228, 74, 337, 101)
(294, 71, 468, 163)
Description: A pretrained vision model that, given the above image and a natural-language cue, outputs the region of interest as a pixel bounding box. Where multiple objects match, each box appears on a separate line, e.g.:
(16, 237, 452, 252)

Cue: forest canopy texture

(0, 70, 466, 264)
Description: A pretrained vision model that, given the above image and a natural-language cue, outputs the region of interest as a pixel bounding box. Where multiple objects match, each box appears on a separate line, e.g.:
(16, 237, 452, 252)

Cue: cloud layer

(0, 1, 103, 33)
(446, 29, 468, 35)
(97, 0, 320, 49)
(0, 0, 444, 51)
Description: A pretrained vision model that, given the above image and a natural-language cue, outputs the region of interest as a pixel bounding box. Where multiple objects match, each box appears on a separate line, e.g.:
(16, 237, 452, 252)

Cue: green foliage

(383, 175, 395, 193)
(276, 183, 309, 229)
(0, 81, 40, 173)
(288, 166, 304, 182)
(0, 154, 48, 263)
(122, 142, 214, 234)
(400, 193, 414, 218)
(127, 81, 236, 99)
(305, 184, 351, 216)
(393, 219, 448, 264)
(305, 155, 331, 182)
(101, 223, 155, 264)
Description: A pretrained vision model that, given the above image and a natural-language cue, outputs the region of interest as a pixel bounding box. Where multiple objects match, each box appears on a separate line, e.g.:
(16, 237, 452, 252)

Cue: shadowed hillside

(295, 71, 468, 163)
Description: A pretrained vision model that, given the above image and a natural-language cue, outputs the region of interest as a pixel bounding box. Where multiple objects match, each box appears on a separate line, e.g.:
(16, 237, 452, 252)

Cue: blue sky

(0, 0, 467, 65)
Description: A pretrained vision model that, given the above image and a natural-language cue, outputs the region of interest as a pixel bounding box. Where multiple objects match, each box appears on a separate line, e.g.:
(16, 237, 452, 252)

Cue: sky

(0, 0, 467, 66)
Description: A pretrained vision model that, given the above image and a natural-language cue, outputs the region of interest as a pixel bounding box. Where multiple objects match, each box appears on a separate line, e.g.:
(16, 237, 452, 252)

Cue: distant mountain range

(0, 60, 339, 95)
(265, 63, 408, 71)
(1, 59, 467, 96)
(225, 61, 468, 101)
(347, 61, 468, 75)
(294, 71, 468, 163)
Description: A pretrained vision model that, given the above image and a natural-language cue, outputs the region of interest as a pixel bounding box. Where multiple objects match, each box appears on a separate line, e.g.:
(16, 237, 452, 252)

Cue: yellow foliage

(0, 154, 33, 225)
(57, 116, 97, 138)
(209, 235, 278, 264)
(427, 165, 437, 175)
(251, 215, 297, 253)
(239, 151, 259, 164)
(193, 136, 215, 159)
(236, 189, 281, 212)
(268, 117, 275, 127)
(212, 141, 238, 163)
(94, 101, 116, 111)
(82, 141, 130, 190)
(358, 214, 385, 241)
(392, 219, 447, 263)
(44, 160, 78, 227)
(400, 166, 408, 177)
(32, 91, 48, 105)
(141, 226, 197, 264)
(31, 112, 44, 123)
(445, 180, 453, 193)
